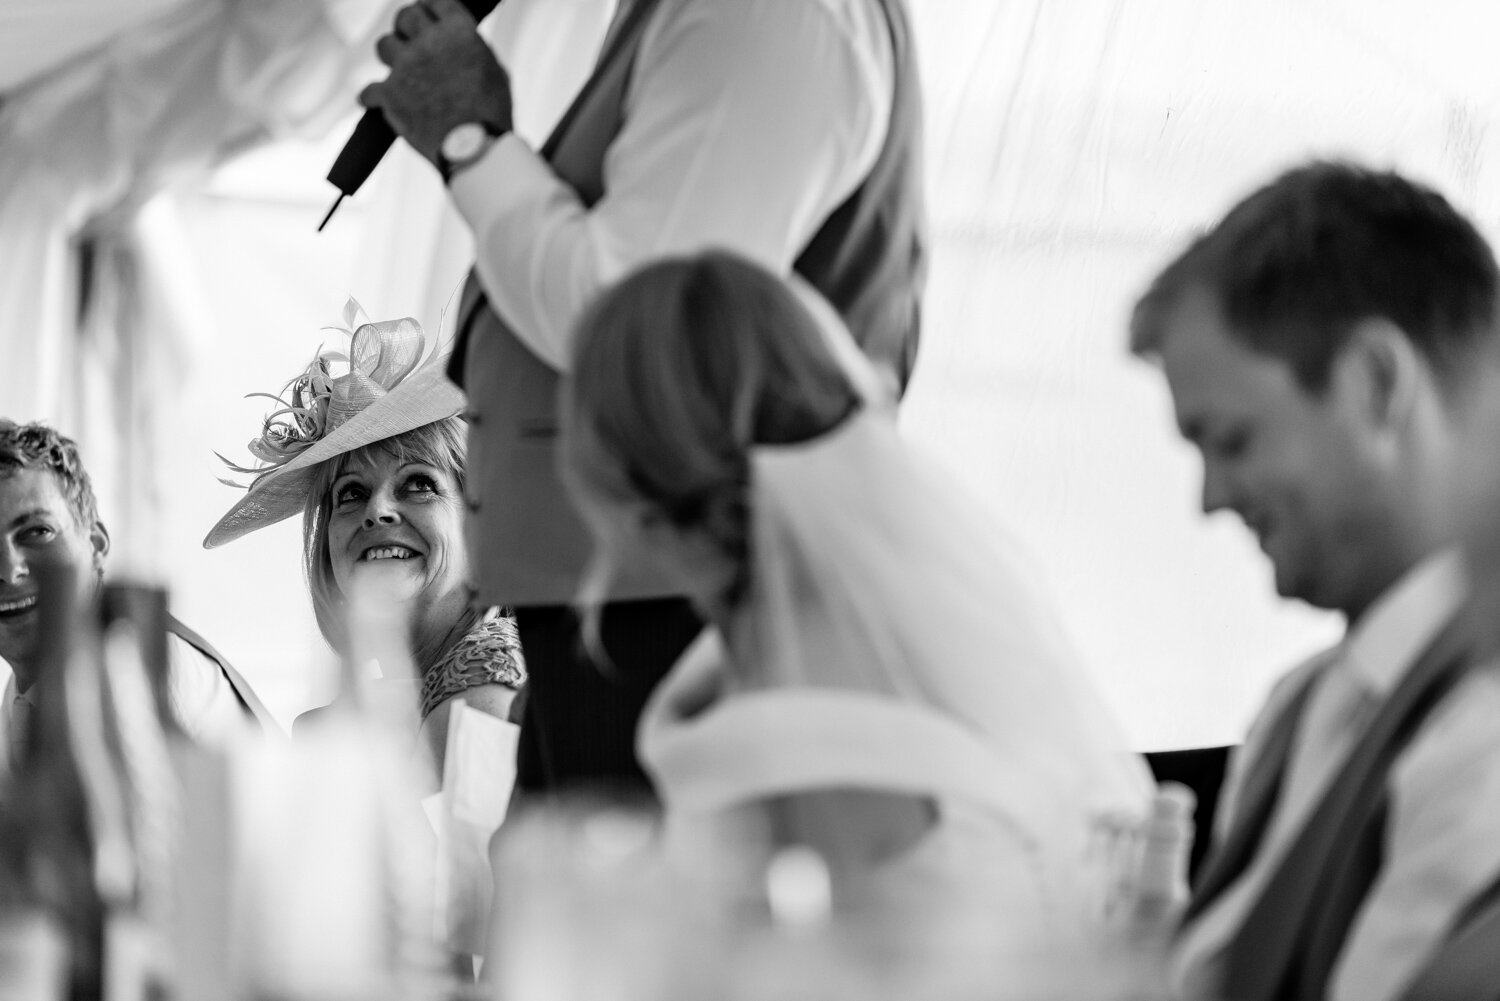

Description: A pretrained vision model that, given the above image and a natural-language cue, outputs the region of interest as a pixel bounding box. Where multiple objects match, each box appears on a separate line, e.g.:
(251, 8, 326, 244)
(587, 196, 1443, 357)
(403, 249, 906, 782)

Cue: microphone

(318, 0, 506, 231)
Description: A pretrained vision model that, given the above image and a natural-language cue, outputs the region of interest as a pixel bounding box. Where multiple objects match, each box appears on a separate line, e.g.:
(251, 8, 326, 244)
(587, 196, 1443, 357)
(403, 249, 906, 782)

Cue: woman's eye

(19, 525, 56, 543)
(405, 474, 439, 496)
(334, 483, 365, 505)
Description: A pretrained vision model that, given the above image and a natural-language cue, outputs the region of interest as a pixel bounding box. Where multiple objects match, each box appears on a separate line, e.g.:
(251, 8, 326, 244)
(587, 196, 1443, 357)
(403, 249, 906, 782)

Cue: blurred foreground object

(486, 798, 1186, 1001)
(426, 699, 519, 959)
(230, 581, 447, 1001)
(1121, 782, 1196, 934)
(0, 564, 463, 1000)
(0, 563, 182, 999)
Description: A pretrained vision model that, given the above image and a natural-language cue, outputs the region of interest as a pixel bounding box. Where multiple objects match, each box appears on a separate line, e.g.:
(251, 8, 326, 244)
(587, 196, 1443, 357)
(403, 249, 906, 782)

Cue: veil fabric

(641, 285, 1150, 921)
(742, 410, 1151, 827)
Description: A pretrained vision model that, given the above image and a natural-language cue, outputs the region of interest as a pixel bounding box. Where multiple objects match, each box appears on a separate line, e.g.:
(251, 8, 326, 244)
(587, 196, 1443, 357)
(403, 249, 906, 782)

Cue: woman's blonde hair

(302, 416, 468, 657)
(560, 251, 860, 613)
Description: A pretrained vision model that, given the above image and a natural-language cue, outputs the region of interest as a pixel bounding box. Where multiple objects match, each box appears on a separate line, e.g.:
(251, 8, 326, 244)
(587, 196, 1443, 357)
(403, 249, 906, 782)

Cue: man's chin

(1271, 561, 1316, 605)
(0, 634, 42, 691)
(1275, 569, 1351, 617)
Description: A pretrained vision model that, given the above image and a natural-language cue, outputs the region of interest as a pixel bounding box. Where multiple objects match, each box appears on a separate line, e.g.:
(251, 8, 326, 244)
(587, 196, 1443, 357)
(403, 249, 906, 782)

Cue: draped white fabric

(3, 0, 1498, 740)
(0, 0, 401, 569)
(0, 0, 193, 93)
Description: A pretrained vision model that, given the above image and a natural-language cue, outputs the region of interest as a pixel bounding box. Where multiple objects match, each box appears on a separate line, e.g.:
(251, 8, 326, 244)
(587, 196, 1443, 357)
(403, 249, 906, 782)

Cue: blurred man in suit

(1130, 161, 1500, 1001)
(358, 0, 926, 799)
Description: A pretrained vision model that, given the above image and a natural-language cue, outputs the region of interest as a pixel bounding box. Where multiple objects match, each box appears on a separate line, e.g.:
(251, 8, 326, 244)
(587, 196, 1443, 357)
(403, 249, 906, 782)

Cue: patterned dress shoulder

(419, 611, 527, 719)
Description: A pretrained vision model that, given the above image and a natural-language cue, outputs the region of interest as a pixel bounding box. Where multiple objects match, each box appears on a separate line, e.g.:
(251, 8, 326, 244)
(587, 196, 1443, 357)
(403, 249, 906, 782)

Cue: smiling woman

(203, 301, 525, 766)
(307, 420, 469, 671)
(327, 454, 462, 611)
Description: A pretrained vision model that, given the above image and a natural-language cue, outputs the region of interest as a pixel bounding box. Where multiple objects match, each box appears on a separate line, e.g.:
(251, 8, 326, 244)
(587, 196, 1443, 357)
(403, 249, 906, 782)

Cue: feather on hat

(204, 299, 466, 549)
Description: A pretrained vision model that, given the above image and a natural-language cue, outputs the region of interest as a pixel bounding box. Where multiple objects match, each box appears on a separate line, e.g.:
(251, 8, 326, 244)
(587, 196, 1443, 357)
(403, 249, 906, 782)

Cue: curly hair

(0, 420, 101, 528)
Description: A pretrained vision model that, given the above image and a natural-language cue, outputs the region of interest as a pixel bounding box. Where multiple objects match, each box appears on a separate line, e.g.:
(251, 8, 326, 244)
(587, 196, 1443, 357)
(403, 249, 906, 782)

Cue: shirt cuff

(448, 132, 553, 238)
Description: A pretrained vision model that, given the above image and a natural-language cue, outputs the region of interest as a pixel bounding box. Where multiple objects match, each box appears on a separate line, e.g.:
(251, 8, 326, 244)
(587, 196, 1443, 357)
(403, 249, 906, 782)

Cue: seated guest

(557, 252, 1151, 934)
(204, 306, 524, 769)
(0, 420, 271, 762)
(1400, 264, 1500, 1001)
(1130, 161, 1500, 1001)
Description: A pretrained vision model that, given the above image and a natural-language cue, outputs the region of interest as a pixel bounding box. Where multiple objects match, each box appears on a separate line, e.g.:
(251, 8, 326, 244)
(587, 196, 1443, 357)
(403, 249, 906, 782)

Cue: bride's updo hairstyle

(561, 251, 861, 607)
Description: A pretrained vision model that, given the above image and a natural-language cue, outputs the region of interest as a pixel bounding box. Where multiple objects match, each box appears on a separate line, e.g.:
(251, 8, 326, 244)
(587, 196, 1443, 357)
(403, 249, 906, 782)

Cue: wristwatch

(438, 122, 505, 183)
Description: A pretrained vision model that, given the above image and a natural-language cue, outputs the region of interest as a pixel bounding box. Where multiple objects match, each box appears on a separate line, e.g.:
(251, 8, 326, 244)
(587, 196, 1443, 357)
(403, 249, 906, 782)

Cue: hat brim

(203, 361, 466, 549)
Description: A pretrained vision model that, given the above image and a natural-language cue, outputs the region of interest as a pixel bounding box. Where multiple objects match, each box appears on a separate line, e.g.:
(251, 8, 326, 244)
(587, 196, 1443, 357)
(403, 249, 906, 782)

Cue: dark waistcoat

(448, 0, 926, 607)
(1398, 866, 1500, 1001)
(1179, 613, 1475, 1001)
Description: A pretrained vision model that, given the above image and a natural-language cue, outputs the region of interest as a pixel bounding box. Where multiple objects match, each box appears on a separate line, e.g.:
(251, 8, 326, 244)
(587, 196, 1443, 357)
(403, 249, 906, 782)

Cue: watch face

(442, 123, 488, 161)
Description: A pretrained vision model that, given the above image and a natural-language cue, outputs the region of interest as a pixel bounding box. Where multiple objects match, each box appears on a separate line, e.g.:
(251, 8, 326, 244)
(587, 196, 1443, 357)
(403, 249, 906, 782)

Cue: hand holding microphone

(320, 0, 511, 229)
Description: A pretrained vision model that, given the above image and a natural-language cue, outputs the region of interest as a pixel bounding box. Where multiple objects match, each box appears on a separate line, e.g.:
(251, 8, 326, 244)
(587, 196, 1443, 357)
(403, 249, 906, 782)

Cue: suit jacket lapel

(1219, 609, 1475, 1001)
(1183, 663, 1323, 924)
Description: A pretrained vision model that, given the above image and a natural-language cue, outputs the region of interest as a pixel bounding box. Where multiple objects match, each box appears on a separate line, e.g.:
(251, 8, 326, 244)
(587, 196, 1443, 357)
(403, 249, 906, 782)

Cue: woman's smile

(327, 450, 467, 613)
(359, 544, 420, 561)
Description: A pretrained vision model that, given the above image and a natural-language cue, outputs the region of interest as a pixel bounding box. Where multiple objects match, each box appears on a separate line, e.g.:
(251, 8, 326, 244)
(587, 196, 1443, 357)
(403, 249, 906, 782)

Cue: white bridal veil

(740, 283, 1152, 831)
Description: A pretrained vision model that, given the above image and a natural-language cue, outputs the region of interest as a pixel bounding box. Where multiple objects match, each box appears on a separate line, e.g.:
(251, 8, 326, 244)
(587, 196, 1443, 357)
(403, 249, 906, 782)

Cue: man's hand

(359, 0, 514, 169)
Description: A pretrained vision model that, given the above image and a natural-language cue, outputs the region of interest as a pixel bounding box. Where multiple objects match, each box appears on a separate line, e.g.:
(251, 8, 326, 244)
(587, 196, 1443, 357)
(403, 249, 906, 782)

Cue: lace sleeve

(420, 613, 527, 719)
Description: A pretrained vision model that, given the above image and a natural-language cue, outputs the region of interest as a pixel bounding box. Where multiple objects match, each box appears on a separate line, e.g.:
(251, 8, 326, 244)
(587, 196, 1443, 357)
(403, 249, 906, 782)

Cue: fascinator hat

(204, 299, 465, 549)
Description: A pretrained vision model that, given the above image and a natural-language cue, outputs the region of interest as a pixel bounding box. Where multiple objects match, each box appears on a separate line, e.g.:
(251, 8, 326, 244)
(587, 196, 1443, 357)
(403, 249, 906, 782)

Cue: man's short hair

(0, 420, 101, 528)
(1131, 161, 1500, 391)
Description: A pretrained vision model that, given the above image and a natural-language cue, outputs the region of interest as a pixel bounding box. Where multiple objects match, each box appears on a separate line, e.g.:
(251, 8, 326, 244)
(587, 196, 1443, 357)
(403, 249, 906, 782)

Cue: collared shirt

(451, 0, 896, 371)
(1175, 549, 1500, 1001)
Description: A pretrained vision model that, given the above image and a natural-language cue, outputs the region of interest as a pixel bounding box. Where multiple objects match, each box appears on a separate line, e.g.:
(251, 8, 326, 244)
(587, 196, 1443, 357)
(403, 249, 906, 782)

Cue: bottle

(1104, 781, 1197, 1001)
(3, 564, 184, 1001)
(0, 559, 103, 1000)
(91, 582, 182, 1001)
(0, 558, 73, 1001)
(1131, 782, 1196, 933)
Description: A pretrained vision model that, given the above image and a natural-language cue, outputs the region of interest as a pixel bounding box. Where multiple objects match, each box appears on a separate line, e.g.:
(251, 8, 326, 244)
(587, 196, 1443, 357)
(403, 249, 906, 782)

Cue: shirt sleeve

(1330, 668, 1500, 1001)
(449, 0, 894, 371)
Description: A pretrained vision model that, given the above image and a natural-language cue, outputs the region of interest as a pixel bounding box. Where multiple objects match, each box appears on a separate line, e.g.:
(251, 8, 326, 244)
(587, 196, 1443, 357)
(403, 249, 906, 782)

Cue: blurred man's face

(0, 469, 107, 688)
(1155, 287, 1402, 620)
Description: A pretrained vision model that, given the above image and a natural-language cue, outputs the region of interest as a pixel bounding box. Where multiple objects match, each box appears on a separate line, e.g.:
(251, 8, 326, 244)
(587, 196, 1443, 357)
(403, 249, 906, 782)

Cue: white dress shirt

(1174, 550, 1500, 1001)
(451, 0, 896, 371)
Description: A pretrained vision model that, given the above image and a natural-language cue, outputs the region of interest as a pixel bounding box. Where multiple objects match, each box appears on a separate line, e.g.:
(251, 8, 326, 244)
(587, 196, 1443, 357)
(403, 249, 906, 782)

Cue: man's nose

(0, 540, 26, 584)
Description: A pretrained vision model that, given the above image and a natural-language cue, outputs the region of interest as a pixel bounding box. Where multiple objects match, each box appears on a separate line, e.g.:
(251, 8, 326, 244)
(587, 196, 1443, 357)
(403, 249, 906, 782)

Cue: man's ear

(89, 520, 110, 576)
(1332, 317, 1426, 433)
